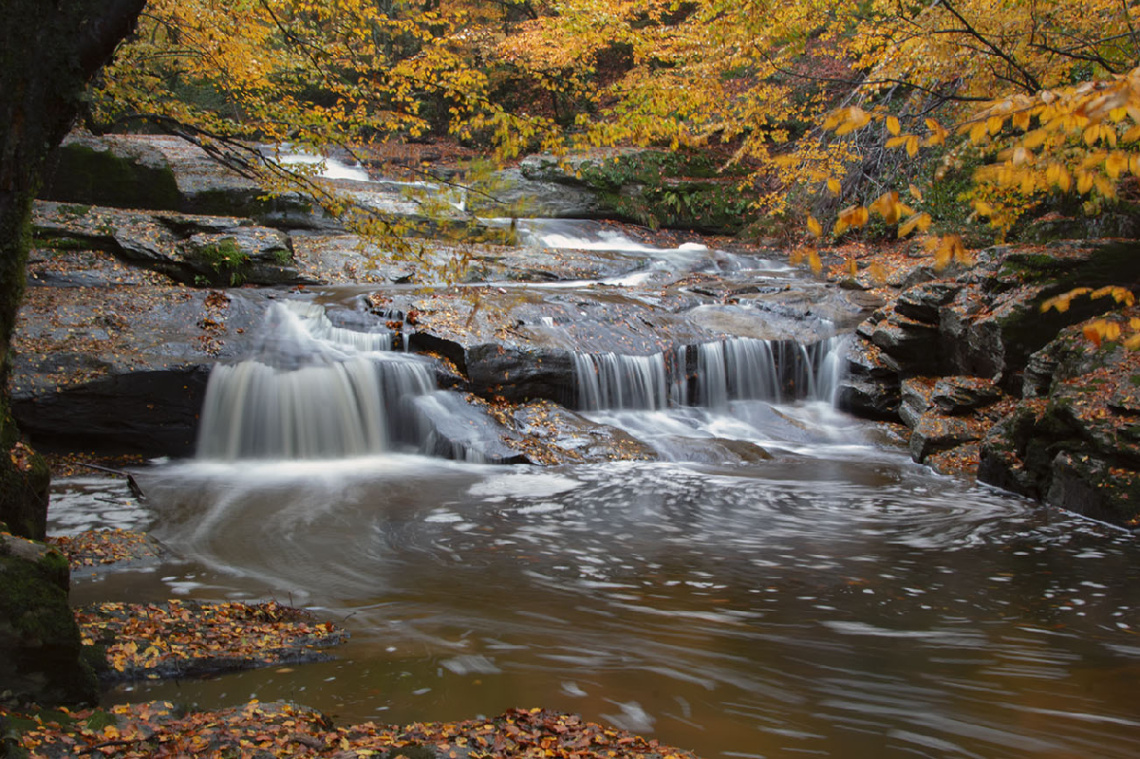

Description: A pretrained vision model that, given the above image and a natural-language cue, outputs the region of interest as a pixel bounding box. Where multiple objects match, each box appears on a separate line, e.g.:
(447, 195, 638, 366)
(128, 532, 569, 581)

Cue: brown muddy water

(52, 403, 1140, 759)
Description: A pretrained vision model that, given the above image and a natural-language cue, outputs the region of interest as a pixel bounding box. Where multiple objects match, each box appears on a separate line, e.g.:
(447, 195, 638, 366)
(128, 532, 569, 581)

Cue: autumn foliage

(86, 0, 1140, 345)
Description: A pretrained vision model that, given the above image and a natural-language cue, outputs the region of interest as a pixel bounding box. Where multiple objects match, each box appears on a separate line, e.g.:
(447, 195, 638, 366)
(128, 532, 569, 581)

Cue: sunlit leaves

(1042, 285, 1136, 314)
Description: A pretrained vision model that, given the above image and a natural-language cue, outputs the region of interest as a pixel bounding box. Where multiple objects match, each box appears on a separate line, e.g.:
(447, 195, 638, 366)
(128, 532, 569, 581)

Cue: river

(45, 209, 1140, 758)
(53, 404, 1140, 758)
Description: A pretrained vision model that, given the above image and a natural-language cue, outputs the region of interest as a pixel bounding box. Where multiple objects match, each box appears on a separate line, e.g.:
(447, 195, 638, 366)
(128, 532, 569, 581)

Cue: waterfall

(196, 302, 434, 460)
(574, 336, 846, 411)
(573, 352, 672, 410)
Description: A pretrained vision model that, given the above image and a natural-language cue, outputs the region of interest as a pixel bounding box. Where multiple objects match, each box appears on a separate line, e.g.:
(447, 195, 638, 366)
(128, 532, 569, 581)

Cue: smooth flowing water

(57, 406, 1140, 759)
(51, 222, 1140, 758)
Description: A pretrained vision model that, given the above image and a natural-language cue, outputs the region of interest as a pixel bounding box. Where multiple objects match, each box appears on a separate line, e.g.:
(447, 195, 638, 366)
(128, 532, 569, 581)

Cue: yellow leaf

(1077, 171, 1095, 194)
(827, 177, 842, 195)
(898, 212, 932, 237)
(908, 183, 924, 202)
(1105, 152, 1129, 179)
(807, 215, 823, 238)
(868, 261, 887, 283)
(1084, 322, 1105, 347)
(808, 248, 822, 276)
(1023, 129, 1048, 149)
(887, 116, 901, 135)
(925, 118, 949, 146)
(969, 121, 989, 143)
(906, 136, 920, 157)
(885, 135, 909, 149)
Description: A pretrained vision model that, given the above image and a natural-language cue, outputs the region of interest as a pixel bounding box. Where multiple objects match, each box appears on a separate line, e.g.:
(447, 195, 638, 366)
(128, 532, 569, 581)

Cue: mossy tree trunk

(0, 0, 146, 539)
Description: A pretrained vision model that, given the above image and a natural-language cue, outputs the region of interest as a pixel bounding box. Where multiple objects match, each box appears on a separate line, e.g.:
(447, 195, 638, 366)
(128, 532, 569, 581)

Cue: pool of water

(52, 402, 1140, 759)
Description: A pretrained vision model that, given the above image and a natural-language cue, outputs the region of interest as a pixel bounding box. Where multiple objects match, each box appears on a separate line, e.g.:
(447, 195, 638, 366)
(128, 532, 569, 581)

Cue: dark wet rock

(978, 315, 1140, 525)
(894, 281, 961, 324)
(0, 533, 99, 705)
(1, 404, 50, 541)
(466, 344, 577, 405)
(908, 412, 988, 463)
(870, 311, 941, 369)
(931, 376, 1003, 415)
(837, 377, 900, 421)
(413, 392, 530, 464)
(837, 340, 900, 420)
(1046, 451, 1140, 525)
(11, 286, 269, 455)
(899, 376, 937, 429)
(34, 202, 306, 287)
(925, 442, 981, 478)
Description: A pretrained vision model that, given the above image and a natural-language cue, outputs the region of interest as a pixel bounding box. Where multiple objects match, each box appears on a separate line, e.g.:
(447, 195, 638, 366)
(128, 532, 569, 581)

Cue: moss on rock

(0, 400, 50, 542)
(0, 534, 99, 706)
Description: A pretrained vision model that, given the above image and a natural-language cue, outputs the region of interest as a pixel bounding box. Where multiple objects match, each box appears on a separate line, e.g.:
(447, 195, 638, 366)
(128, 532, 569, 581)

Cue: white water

(278, 151, 371, 182)
(196, 302, 434, 460)
(574, 335, 846, 412)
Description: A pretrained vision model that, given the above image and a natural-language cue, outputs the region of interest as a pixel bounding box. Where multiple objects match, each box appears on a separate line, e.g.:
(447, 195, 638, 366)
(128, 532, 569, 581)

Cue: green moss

(35, 235, 96, 252)
(42, 143, 182, 211)
(0, 402, 50, 542)
(56, 204, 91, 217)
(192, 237, 249, 286)
(577, 151, 755, 234)
(0, 547, 99, 705)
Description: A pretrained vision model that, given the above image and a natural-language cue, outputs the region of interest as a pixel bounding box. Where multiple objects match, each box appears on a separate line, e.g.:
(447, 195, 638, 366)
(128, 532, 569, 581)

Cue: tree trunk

(0, 0, 146, 538)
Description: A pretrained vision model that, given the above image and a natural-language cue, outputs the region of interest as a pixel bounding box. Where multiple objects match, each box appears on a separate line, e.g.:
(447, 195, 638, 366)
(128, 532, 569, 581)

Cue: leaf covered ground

(6, 702, 699, 759)
(75, 600, 347, 682)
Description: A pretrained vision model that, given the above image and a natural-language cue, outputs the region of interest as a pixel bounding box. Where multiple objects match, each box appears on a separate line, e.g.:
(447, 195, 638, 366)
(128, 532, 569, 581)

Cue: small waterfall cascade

(574, 335, 847, 411)
(573, 351, 690, 411)
(196, 301, 434, 460)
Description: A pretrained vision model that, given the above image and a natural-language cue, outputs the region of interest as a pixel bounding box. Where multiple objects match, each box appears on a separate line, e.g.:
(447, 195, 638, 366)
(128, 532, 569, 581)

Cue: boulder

(0, 533, 99, 705)
(931, 376, 1003, 415)
(0, 403, 50, 541)
(466, 344, 577, 405)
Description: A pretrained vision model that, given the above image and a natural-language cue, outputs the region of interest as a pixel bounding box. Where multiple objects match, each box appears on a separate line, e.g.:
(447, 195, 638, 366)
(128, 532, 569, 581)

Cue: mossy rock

(0, 535, 99, 706)
(0, 403, 49, 542)
(41, 141, 181, 212)
(576, 150, 755, 234)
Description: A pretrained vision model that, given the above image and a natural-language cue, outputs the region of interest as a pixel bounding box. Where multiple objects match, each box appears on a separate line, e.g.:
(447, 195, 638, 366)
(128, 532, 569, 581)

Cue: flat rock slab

(11, 284, 272, 453)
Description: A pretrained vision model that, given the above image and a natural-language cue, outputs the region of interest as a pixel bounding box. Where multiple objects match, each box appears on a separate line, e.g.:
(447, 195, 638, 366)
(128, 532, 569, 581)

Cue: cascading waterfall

(573, 352, 671, 411)
(196, 302, 434, 460)
(574, 335, 848, 411)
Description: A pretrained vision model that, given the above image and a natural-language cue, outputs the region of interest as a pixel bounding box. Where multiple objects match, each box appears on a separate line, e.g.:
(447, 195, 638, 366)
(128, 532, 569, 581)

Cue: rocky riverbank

(3, 131, 1138, 755)
(837, 241, 1140, 525)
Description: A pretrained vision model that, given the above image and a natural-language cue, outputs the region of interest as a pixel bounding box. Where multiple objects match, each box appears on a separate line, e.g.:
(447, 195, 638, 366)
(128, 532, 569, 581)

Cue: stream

(46, 209, 1140, 758)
